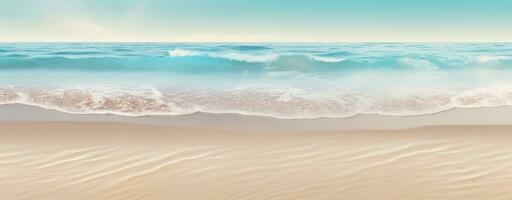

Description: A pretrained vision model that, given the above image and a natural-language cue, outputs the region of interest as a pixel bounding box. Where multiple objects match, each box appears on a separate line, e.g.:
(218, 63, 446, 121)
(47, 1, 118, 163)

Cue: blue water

(1, 43, 512, 118)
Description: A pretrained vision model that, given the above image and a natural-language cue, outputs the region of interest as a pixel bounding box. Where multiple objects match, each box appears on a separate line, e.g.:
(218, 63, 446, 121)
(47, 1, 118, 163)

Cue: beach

(2, 104, 512, 200)
(1, 0, 512, 198)
(2, 43, 512, 199)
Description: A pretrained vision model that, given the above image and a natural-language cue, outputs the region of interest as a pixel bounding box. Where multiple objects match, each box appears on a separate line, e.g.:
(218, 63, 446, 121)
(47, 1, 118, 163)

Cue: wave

(3, 86, 512, 119)
(168, 49, 279, 63)
(0, 56, 269, 74)
(168, 49, 198, 57)
(49, 51, 104, 56)
(225, 45, 273, 51)
(4, 54, 28, 58)
(308, 55, 347, 63)
(0, 87, 197, 117)
(167, 49, 350, 64)
(3, 43, 512, 119)
(165, 50, 512, 67)
(477, 55, 512, 63)
(399, 58, 439, 70)
(208, 52, 280, 63)
(1, 54, 511, 75)
(209, 52, 347, 64)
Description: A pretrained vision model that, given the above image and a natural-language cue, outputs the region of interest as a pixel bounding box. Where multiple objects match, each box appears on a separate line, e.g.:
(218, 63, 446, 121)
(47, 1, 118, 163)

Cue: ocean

(0, 43, 511, 119)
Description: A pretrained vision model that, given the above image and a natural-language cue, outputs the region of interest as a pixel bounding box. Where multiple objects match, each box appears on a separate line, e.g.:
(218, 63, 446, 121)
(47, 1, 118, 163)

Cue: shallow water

(1, 43, 512, 118)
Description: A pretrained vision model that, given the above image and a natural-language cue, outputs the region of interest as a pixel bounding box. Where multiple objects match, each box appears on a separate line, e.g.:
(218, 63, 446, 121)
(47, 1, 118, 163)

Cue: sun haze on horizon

(0, 0, 511, 42)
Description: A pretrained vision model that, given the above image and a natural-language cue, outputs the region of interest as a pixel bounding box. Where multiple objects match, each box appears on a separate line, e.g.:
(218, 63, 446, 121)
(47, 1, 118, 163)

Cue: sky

(0, 0, 511, 42)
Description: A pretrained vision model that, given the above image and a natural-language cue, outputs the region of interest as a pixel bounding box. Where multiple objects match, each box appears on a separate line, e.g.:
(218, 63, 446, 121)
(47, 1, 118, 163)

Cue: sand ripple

(1, 127, 512, 199)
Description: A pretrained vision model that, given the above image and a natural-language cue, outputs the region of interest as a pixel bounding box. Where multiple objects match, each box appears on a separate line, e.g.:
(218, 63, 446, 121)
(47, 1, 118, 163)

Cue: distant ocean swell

(1, 43, 512, 119)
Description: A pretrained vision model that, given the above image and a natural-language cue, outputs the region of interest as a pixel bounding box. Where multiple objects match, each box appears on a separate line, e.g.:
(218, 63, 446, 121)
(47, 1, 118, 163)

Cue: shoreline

(2, 103, 512, 132)
(2, 104, 512, 199)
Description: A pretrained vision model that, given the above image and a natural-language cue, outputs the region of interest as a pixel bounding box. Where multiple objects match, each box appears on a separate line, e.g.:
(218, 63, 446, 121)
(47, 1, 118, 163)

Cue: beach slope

(1, 120, 512, 200)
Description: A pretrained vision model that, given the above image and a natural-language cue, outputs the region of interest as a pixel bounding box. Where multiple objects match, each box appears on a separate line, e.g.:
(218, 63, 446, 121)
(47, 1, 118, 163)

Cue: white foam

(209, 52, 279, 63)
(168, 49, 279, 63)
(308, 56, 347, 63)
(477, 56, 510, 63)
(4, 86, 512, 119)
(168, 49, 198, 57)
(452, 87, 511, 107)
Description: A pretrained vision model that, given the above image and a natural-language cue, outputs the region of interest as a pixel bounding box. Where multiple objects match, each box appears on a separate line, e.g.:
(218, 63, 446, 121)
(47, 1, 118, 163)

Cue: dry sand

(1, 105, 512, 199)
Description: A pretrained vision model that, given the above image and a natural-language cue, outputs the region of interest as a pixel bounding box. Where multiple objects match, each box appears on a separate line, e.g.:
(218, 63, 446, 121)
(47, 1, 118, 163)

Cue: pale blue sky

(1, 0, 511, 42)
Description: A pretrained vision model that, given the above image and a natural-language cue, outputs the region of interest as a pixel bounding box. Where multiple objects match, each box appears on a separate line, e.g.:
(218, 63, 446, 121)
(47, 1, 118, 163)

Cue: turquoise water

(1, 43, 512, 118)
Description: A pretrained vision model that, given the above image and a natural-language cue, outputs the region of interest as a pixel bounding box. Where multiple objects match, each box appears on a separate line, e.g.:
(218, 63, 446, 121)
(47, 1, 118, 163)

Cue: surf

(1, 43, 512, 119)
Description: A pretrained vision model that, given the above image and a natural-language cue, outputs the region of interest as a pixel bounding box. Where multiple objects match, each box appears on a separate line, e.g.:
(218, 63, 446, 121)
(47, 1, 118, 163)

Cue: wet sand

(1, 105, 512, 199)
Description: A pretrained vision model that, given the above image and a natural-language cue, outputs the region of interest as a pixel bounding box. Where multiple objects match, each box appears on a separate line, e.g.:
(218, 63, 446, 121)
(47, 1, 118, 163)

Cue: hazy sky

(1, 0, 511, 42)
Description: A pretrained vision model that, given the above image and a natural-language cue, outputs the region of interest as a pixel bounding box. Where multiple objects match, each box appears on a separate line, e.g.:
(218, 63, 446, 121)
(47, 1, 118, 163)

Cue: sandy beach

(2, 0, 512, 199)
(1, 105, 512, 199)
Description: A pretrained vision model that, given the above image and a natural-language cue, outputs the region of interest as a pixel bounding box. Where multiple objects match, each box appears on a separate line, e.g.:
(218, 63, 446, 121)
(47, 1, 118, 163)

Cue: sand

(1, 105, 512, 199)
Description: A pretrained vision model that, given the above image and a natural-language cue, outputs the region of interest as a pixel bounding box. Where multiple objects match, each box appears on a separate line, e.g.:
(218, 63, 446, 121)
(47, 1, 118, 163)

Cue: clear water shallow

(1, 43, 512, 118)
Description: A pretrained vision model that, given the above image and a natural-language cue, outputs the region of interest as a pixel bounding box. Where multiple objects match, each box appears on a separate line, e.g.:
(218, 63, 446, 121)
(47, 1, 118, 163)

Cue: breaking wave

(168, 49, 347, 64)
(168, 49, 198, 57)
(169, 49, 279, 63)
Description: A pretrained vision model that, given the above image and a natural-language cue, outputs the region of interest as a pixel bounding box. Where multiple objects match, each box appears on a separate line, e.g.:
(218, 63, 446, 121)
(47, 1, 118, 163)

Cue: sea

(1, 43, 511, 119)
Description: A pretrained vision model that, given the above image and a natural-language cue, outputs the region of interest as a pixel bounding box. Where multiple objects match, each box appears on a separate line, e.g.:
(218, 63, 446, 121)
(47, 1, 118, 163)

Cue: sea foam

(168, 49, 197, 57)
